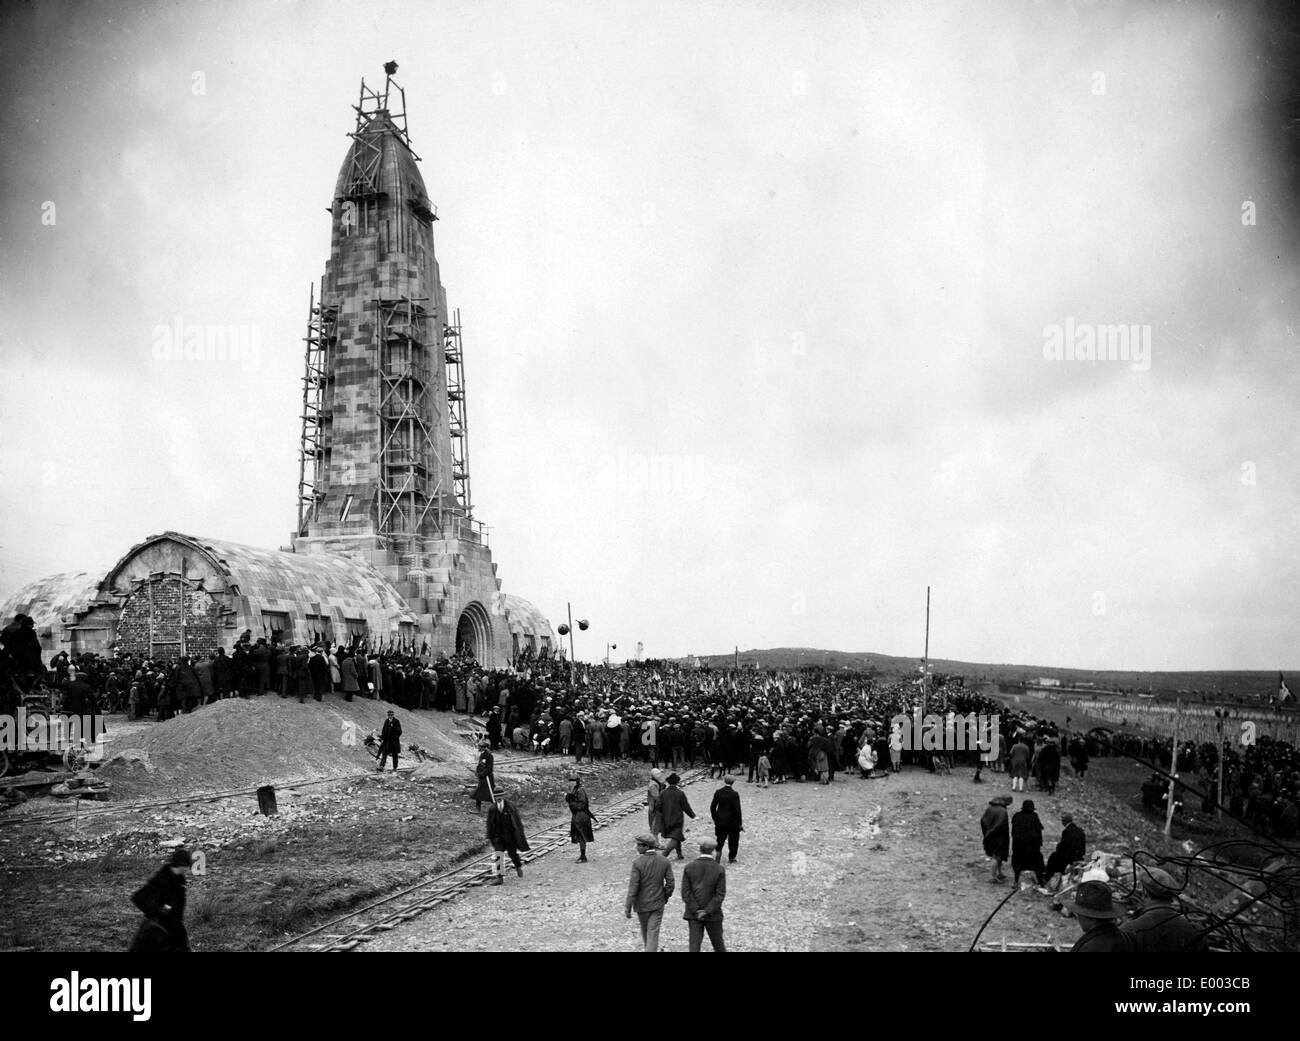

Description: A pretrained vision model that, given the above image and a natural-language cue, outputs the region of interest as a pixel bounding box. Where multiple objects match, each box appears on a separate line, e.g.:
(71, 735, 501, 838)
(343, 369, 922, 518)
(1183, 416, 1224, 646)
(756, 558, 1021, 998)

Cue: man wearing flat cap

(710, 775, 743, 864)
(1120, 865, 1208, 952)
(1068, 880, 1137, 952)
(626, 833, 675, 952)
(681, 840, 727, 952)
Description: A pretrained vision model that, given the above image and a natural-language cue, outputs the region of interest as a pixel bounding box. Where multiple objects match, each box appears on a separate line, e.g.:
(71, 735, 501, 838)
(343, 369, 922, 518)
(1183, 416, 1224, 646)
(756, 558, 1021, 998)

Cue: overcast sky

(1, 0, 1297, 671)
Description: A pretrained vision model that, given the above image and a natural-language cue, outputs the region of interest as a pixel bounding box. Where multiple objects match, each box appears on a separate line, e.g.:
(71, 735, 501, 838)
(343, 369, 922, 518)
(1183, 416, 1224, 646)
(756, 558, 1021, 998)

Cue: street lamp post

(557, 602, 589, 689)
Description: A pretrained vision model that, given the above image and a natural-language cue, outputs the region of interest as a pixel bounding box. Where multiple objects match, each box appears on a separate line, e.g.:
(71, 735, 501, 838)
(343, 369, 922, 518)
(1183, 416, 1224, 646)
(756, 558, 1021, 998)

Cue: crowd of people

(5, 612, 1295, 953)
(1129, 735, 1300, 839)
(7, 612, 1297, 843)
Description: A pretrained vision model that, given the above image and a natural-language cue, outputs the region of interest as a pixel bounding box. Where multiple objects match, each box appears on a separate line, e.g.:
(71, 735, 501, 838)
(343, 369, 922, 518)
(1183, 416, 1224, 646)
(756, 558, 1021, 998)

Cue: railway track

(270, 767, 709, 952)
(0, 748, 582, 829)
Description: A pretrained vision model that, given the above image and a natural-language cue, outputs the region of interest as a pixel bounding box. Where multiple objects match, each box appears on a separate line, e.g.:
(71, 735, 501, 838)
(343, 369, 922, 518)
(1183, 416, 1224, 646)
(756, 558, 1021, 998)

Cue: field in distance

(689, 647, 1289, 706)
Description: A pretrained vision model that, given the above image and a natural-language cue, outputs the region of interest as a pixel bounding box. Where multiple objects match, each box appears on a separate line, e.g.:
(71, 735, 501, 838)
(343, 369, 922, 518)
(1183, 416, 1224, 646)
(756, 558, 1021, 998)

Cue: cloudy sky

(1, 0, 1297, 671)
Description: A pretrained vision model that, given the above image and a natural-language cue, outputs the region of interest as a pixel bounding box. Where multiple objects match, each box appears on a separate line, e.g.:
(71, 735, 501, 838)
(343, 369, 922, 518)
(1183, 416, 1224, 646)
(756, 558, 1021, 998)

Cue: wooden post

(921, 585, 931, 717)
(1164, 699, 1181, 838)
(1217, 714, 1226, 823)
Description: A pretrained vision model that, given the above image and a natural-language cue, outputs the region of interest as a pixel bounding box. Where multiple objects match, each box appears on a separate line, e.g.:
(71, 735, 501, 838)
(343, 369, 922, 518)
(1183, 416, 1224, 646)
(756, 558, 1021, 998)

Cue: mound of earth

(96, 697, 479, 799)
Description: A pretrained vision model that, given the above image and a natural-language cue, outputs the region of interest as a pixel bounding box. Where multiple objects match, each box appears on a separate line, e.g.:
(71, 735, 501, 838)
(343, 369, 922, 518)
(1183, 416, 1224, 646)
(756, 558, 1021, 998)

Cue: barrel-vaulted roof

(103, 532, 415, 624)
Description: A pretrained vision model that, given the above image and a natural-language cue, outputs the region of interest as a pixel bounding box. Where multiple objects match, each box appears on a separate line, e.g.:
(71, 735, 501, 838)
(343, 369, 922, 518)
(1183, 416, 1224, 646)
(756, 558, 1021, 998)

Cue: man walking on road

(659, 773, 697, 861)
(681, 839, 727, 952)
(626, 833, 675, 951)
(710, 775, 743, 864)
(487, 793, 529, 886)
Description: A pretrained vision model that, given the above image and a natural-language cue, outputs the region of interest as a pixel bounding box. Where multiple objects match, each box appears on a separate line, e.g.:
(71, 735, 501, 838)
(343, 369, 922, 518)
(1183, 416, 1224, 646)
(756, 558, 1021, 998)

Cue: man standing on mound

(377, 709, 402, 772)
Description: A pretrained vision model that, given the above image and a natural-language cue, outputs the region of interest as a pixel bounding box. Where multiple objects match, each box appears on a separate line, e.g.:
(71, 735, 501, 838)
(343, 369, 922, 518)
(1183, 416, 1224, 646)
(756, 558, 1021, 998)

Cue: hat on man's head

(666, 773, 681, 785)
(1138, 865, 1180, 900)
(1068, 880, 1123, 920)
(699, 839, 717, 853)
(635, 833, 658, 848)
(169, 847, 194, 868)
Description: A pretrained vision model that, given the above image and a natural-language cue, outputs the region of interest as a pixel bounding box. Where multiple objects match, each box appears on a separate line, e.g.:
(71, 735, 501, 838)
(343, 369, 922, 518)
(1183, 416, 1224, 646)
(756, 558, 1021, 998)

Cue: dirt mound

(98, 698, 479, 799)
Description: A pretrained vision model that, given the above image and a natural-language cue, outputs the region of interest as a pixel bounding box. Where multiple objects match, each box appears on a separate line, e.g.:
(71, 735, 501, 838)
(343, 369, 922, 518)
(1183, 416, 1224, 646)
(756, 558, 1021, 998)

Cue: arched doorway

(455, 601, 493, 664)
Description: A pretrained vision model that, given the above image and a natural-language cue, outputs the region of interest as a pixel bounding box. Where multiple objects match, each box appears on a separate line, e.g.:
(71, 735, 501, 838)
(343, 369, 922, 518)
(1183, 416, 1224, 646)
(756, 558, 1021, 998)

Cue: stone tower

(291, 65, 543, 665)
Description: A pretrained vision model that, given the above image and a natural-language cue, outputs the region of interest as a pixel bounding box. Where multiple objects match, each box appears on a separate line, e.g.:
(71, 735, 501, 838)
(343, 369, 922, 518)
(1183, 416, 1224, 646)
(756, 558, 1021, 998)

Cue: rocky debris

(98, 749, 154, 775)
(50, 776, 112, 800)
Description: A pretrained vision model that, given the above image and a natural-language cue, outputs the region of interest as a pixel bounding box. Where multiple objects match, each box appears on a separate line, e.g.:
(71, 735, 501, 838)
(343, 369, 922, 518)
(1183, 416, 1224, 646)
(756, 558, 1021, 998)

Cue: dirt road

(364, 764, 1120, 952)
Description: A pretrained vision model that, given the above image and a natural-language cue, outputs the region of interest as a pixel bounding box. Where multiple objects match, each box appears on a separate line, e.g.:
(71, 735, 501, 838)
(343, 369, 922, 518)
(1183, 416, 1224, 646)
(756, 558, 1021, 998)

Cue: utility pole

(922, 585, 931, 717)
(567, 601, 576, 689)
(1215, 709, 1226, 823)
(1164, 699, 1181, 838)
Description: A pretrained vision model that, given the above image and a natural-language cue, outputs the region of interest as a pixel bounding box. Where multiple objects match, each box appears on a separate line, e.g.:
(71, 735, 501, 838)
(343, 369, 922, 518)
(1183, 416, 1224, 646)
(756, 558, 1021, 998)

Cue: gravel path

(365, 769, 940, 952)
(362, 760, 1140, 952)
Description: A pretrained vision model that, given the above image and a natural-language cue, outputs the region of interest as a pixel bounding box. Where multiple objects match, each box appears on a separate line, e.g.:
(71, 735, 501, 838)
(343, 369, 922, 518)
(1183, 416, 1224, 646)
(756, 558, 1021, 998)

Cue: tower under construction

(291, 64, 547, 664)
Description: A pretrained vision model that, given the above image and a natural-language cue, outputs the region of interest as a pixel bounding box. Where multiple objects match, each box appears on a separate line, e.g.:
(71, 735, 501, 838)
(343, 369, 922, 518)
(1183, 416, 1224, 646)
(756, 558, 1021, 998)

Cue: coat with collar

(710, 785, 743, 830)
(626, 851, 675, 913)
(659, 785, 696, 831)
(681, 855, 726, 921)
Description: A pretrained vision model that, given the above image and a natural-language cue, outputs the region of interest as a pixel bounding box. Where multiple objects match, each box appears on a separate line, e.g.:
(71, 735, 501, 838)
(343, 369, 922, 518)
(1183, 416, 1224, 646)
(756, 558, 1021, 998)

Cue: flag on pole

(1280, 672, 1294, 706)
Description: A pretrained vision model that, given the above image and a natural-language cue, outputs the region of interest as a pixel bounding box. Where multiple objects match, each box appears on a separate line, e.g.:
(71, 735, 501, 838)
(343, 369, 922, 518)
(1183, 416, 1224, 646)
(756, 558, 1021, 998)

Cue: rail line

(0, 749, 570, 829)
(270, 767, 709, 952)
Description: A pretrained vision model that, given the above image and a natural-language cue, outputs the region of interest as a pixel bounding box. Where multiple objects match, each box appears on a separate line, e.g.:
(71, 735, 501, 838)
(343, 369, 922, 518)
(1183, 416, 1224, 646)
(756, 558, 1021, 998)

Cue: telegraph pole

(922, 585, 931, 716)
(1164, 699, 1181, 837)
(1215, 708, 1226, 823)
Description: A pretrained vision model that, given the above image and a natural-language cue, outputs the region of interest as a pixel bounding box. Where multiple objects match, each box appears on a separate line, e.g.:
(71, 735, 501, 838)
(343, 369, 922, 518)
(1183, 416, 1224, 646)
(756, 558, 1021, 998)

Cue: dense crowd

(3, 611, 1296, 837)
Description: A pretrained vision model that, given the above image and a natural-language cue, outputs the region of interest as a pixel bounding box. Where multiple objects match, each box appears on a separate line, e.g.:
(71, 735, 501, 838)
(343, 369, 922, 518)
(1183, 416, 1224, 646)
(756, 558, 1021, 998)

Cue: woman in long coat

(1037, 739, 1061, 795)
(1010, 799, 1046, 887)
(646, 768, 665, 838)
(565, 772, 596, 863)
(807, 728, 834, 785)
(980, 795, 1012, 882)
(769, 731, 788, 783)
(473, 743, 495, 812)
(340, 654, 360, 701)
(291, 648, 314, 702)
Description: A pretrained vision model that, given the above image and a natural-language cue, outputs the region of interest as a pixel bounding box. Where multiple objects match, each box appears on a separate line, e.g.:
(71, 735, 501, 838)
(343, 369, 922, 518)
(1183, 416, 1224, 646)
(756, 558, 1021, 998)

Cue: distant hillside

(690, 647, 1289, 703)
